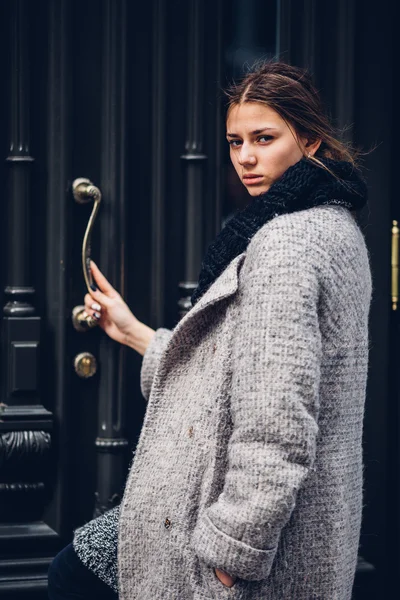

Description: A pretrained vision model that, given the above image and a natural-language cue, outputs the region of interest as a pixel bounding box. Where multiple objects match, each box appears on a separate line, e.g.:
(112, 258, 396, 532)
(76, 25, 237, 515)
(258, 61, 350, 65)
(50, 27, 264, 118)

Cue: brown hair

(225, 61, 359, 170)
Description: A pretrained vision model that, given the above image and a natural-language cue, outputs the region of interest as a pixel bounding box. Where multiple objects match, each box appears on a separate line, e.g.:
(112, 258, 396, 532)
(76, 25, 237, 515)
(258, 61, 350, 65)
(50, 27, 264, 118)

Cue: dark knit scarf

(191, 157, 367, 306)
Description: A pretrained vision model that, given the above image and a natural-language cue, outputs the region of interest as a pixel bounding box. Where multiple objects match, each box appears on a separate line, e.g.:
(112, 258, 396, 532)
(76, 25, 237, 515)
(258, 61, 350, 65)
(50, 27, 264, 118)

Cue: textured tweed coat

(73, 205, 372, 599)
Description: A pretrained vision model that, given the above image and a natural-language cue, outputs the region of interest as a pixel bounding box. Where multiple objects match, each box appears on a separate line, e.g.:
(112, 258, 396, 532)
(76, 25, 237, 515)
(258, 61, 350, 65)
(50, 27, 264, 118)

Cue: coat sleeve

(140, 328, 173, 401)
(192, 225, 323, 581)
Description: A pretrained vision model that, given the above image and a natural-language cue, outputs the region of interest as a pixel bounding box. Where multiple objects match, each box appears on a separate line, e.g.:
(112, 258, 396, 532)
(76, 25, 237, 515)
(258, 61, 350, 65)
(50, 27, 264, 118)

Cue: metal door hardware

(74, 352, 98, 378)
(71, 178, 102, 330)
(392, 220, 398, 310)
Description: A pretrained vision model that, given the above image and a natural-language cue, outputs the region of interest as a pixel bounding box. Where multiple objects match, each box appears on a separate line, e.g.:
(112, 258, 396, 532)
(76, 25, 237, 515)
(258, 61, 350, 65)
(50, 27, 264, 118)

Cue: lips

(243, 174, 263, 185)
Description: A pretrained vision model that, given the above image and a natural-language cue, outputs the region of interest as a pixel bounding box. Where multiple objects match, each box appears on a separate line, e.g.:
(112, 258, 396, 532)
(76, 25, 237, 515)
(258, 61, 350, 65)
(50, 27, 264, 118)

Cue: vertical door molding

(276, 0, 292, 61)
(94, 0, 129, 517)
(4, 0, 35, 323)
(276, 0, 317, 70)
(335, 0, 355, 141)
(0, 0, 56, 594)
(45, 0, 73, 538)
(277, 0, 356, 139)
(179, 0, 207, 317)
(302, 0, 317, 75)
(203, 0, 224, 256)
(352, 0, 394, 596)
(0, 0, 52, 519)
(150, 0, 167, 328)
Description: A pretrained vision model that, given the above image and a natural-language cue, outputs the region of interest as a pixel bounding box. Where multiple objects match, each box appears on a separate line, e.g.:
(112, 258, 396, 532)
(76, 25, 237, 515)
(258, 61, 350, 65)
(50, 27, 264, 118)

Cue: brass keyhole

(74, 352, 98, 378)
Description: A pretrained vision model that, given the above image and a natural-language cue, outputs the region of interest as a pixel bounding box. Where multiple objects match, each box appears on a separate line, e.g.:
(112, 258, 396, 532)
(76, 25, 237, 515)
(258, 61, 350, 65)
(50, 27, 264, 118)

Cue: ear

(305, 138, 322, 157)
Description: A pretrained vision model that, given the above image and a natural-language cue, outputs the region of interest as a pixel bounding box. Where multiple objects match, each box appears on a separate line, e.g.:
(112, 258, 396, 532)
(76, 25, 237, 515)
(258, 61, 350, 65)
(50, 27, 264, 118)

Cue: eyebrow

(226, 127, 279, 137)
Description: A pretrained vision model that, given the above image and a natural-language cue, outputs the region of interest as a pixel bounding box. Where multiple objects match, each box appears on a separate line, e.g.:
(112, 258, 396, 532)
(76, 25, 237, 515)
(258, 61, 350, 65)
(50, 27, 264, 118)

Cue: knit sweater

(73, 205, 372, 599)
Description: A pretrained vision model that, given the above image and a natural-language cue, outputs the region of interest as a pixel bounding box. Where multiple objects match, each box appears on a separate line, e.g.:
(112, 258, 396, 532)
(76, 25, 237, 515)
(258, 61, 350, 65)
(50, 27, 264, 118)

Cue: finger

(85, 303, 102, 316)
(84, 293, 102, 311)
(88, 287, 114, 309)
(215, 569, 236, 587)
(82, 298, 101, 319)
(90, 261, 118, 296)
(84, 293, 91, 308)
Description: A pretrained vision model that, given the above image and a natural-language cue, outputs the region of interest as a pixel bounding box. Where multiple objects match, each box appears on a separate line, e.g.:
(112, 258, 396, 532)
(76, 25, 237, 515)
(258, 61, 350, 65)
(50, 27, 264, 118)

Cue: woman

(48, 61, 372, 599)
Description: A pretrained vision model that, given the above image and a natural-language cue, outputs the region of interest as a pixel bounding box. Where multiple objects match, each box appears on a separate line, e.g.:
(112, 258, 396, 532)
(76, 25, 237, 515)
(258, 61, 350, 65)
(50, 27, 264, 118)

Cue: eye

(227, 139, 242, 147)
(258, 135, 273, 143)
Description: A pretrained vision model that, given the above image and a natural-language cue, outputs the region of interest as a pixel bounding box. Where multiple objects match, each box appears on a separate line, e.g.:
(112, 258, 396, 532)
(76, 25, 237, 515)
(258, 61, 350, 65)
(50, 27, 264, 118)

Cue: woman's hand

(215, 568, 237, 588)
(83, 261, 152, 352)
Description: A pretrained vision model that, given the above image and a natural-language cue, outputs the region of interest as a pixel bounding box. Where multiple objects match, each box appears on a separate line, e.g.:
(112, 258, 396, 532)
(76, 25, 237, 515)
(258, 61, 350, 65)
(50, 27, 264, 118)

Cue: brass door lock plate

(74, 352, 98, 378)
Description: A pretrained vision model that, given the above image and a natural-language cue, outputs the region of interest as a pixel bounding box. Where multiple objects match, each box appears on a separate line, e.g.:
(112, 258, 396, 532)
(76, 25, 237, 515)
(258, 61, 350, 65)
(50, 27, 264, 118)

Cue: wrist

(125, 320, 155, 356)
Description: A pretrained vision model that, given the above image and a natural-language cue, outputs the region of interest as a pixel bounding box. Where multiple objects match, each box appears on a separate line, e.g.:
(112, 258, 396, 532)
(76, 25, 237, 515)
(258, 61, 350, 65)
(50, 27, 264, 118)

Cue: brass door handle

(392, 220, 399, 311)
(72, 178, 102, 331)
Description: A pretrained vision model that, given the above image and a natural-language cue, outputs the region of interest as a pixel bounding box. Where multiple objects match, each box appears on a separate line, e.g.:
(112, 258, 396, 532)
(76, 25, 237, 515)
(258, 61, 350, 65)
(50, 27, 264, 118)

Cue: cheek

(260, 141, 303, 174)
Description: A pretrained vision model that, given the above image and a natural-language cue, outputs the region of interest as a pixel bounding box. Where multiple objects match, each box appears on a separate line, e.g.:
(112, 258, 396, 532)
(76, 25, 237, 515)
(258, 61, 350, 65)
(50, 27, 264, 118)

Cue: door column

(179, 0, 208, 317)
(0, 0, 55, 594)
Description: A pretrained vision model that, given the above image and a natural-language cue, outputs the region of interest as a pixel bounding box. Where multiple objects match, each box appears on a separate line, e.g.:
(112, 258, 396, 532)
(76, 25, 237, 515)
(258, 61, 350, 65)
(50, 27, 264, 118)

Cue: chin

(246, 186, 270, 197)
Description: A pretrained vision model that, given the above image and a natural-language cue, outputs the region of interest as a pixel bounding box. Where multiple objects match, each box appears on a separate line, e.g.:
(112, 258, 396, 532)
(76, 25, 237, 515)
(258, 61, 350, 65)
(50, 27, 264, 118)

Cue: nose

(237, 144, 256, 166)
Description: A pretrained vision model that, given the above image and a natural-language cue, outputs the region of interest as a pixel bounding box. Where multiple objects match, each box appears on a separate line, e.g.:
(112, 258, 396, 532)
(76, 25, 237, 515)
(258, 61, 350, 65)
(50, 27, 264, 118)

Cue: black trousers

(48, 543, 118, 600)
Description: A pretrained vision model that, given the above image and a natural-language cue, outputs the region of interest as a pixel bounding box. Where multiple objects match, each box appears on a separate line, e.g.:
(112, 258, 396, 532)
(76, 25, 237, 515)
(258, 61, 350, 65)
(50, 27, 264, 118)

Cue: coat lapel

(174, 251, 247, 336)
(151, 251, 247, 386)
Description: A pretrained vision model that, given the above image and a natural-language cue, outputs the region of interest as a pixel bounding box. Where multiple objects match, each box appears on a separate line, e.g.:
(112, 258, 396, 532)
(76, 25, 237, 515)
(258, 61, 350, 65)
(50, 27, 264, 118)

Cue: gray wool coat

(73, 205, 372, 600)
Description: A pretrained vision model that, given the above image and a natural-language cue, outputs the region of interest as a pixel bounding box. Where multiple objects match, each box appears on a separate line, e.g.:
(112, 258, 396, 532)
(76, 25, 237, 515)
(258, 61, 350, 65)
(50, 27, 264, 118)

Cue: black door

(0, 0, 224, 596)
(0, 1, 396, 599)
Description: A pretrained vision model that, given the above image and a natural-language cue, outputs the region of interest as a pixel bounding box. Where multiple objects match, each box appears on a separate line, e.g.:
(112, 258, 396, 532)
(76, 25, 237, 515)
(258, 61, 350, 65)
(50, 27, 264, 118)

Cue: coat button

(188, 426, 194, 438)
(212, 343, 217, 353)
(164, 517, 171, 529)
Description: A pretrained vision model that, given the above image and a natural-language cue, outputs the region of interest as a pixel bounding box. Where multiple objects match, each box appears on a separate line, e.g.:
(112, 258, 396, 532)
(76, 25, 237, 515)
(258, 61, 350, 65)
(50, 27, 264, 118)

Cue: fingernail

(93, 312, 101, 320)
(91, 302, 101, 311)
(90, 284, 97, 291)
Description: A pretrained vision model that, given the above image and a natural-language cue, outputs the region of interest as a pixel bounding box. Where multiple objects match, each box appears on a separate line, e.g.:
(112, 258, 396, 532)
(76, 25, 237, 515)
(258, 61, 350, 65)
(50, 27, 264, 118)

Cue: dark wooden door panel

(0, 1, 394, 599)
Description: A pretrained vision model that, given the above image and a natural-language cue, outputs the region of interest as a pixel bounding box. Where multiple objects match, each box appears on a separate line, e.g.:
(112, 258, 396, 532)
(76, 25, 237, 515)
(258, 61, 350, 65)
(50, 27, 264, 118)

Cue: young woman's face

(226, 102, 308, 197)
